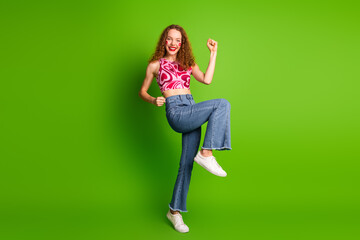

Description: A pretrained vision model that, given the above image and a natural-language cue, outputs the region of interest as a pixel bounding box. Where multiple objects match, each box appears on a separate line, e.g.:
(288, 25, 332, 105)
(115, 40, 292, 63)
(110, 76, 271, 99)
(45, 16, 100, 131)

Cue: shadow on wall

(110, 54, 180, 217)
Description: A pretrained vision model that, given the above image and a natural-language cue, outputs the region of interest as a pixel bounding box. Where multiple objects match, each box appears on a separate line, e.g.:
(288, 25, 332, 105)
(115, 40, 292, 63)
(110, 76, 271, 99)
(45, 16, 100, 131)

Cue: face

(165, 29, 182, 56)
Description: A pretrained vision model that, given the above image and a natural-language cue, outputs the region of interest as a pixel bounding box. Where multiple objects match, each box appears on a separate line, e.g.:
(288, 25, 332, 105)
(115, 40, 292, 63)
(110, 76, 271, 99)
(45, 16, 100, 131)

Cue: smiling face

(165, 29, 182, 57)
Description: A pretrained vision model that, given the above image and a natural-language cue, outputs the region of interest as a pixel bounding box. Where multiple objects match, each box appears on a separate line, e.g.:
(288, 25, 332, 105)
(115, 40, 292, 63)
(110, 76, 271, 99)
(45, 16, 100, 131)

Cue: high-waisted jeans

(165, 94, 231, 212)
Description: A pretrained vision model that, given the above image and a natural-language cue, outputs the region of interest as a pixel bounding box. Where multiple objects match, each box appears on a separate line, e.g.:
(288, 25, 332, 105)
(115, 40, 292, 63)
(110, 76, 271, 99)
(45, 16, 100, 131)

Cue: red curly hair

(148, 24, 196, 71)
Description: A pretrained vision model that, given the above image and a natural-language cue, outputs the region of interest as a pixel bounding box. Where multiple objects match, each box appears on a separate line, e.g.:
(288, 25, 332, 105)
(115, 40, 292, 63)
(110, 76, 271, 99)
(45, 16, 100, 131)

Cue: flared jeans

(165, 94, 231, 212)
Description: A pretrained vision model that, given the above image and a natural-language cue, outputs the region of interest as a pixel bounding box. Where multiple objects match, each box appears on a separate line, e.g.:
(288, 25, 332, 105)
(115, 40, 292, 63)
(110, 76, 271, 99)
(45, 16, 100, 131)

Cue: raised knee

(219, 98, 230, 109)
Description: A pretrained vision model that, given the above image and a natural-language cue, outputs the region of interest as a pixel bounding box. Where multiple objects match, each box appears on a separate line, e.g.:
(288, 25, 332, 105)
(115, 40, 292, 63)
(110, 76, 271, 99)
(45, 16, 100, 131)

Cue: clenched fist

(207, 38, 217, 53)
(153, 96, 166, 107)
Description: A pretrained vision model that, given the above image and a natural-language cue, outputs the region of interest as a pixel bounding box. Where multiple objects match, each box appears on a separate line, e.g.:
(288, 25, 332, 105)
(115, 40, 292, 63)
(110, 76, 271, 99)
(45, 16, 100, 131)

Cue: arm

(192, 39, 218, 85)
(138, 61, 166, 106)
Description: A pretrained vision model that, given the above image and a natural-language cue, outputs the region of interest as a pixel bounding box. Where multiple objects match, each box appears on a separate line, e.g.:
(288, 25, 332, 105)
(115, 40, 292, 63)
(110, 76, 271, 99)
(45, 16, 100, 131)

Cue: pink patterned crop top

(156, 58, 192, 92)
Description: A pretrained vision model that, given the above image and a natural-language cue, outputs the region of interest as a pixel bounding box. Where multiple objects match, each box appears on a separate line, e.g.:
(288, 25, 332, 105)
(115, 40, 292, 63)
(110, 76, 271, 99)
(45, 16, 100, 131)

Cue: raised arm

(192, 39, 218, 85)
(138, 61, 166, 106)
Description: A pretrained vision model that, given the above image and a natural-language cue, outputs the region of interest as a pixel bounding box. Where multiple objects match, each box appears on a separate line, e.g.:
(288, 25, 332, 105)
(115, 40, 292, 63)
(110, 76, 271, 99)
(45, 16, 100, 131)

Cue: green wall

(1, 0, 359, 239)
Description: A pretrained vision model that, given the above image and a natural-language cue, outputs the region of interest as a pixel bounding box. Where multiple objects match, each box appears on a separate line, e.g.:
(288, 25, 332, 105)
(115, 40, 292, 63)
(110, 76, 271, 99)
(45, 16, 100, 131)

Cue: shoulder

(191, 62, 199, 70)
(148, 59, 161, 69)
(149, 58, 161, 65)
(148, 59, 161, 76)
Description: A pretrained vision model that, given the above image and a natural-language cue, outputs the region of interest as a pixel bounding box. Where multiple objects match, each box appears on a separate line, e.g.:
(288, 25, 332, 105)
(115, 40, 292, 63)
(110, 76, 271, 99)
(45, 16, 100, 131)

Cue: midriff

(162, 88, 191, 98)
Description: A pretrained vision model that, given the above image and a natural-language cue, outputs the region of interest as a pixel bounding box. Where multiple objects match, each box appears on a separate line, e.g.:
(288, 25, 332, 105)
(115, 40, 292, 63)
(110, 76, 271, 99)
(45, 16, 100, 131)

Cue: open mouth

(169, 47, 177, 51)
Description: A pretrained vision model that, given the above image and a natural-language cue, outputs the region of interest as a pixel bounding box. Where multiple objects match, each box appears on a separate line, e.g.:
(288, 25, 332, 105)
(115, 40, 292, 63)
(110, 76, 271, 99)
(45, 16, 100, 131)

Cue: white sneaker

(194, 151, 227, 177)
(166, 210, 189, 233)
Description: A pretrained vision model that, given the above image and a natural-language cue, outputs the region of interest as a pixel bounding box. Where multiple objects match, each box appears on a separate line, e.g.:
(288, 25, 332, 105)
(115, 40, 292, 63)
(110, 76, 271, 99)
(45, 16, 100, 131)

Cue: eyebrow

(167, 36, 181, 40)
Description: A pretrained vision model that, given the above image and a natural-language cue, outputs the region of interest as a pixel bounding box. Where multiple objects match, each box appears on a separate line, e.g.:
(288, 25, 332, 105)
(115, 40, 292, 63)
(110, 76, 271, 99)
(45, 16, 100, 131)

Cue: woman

(138, 24, 231, 233)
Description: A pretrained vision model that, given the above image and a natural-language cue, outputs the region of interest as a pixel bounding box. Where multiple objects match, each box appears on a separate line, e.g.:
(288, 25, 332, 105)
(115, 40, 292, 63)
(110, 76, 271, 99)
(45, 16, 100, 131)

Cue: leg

(202, 98, 231, 151)
(199, 98, 231, 157)
(169, 127, 201, 213)
(192, 99, 231, 177)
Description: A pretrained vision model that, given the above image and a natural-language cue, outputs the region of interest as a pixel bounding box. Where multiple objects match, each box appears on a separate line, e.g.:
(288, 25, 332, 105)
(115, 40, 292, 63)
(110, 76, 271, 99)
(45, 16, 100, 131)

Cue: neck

(164, 54, 177, 62)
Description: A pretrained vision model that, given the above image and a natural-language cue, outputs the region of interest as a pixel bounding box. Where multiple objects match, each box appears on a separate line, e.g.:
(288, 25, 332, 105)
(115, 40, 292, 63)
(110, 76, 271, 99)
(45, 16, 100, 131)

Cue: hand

(153, 96, 166, 106)
(207, 38, 217, 53)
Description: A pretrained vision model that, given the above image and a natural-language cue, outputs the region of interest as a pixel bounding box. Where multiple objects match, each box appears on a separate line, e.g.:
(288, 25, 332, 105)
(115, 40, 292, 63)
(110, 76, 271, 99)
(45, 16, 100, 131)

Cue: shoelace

(173, 214, 185, 226)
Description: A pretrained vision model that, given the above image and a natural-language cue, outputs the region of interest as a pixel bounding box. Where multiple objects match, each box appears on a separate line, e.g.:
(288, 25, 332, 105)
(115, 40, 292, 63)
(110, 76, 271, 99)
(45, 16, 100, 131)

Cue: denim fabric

(165, 94, 231, 212)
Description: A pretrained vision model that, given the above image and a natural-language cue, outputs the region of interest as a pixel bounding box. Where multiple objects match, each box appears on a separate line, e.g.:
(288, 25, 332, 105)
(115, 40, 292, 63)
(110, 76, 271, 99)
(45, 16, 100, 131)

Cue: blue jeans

(165, 94, 231, 212)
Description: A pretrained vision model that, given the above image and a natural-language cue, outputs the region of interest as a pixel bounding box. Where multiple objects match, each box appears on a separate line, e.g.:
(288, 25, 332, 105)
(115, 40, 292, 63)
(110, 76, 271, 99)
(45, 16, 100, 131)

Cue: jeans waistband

(166, 94, 193, 102)
(165, 94, 194, 111)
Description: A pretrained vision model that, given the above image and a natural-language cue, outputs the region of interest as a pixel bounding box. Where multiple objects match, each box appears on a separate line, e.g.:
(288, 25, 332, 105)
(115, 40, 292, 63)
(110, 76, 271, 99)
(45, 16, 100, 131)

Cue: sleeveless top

(156, 58, 192, 92)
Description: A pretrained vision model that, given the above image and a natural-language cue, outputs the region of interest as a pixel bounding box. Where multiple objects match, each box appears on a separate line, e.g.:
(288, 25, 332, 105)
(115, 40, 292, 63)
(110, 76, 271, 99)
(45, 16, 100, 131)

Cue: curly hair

(148, 24, 196, 71)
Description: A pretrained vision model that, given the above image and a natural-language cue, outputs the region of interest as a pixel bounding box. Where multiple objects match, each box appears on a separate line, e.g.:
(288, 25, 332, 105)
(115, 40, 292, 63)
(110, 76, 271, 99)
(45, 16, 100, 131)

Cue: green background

(1, 0, 359, 239)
